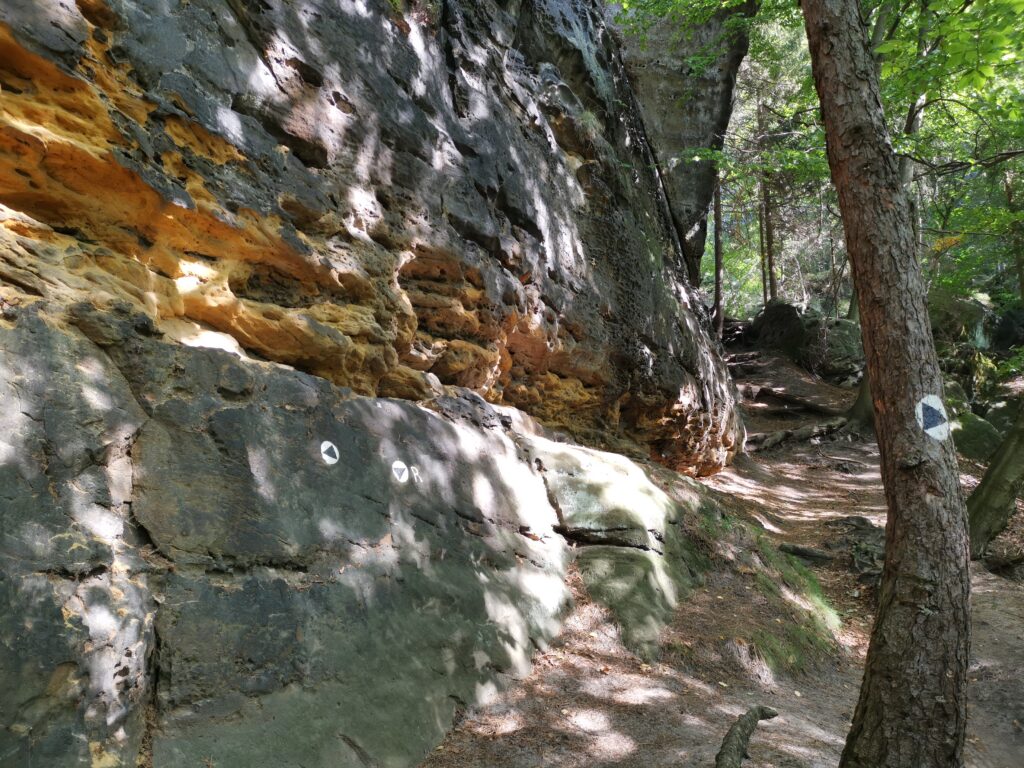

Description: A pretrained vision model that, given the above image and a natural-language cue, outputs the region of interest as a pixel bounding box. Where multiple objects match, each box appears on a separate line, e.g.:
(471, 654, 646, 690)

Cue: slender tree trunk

(846, 284, 860, 323)
(899, 94, 926, 252)
(845, 375, 873, 432)
(1013, 224, 1024, 304)
(757, 102, 778, 302)
(1006, 179, 1024, 302)
(968, 407, 1024, 558)
(801, 1, 971, 767)
(1016, 235, 1024, 304)
(713, 177, 725, 339)
(759, 193, 769, 307)
(764, 181, 778, 300)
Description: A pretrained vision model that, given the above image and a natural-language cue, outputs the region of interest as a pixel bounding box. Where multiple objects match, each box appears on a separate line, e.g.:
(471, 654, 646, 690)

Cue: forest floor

(420, 354, 1024, 768)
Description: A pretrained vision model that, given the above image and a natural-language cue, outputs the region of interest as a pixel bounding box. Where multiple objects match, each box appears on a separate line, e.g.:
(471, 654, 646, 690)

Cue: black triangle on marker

(324, 445, 338, 460)
(922, 403, 946, 431)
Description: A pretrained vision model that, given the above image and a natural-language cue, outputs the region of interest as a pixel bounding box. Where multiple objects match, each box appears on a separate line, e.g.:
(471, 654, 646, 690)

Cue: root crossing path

(419, 354, 1024, 768)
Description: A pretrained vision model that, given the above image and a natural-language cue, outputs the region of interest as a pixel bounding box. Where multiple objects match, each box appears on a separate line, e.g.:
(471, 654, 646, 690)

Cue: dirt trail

(420, 355, 1024, 768)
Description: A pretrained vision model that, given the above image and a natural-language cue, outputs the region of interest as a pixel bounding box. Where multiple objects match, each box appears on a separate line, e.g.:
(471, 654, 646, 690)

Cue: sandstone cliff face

(0, 0, 739, 473)
(1, 1, 743, 765)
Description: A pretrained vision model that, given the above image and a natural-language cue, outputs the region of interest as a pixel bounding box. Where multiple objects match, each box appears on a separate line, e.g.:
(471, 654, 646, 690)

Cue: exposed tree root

(746, 417, 848, 452)
(779, 543, 833, 564)
(714, 705, 779, 767)
(749, 386, 847, 417)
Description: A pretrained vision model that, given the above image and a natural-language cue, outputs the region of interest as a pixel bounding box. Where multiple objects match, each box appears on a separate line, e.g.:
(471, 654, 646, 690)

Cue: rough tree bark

(714, 705, 778, 768)
(968, 406, 1024, 558)
(843, 4, 926, 437)
(800, 1, 971, 767)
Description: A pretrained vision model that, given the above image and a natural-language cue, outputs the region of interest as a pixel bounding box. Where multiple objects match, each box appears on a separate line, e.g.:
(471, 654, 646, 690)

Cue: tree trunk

(1017, 236, 1024, 304)
(1006, 179, 1024, 303)
(713, 177, 725, 339)
(846, 284, 860, 323)
(759, 192, 769, 307)
(968, 407, 1024, 558)
(800, 1, 971, 767)
(764, 180, 778, 300)
(714, 706, 778, 768)
(1016, 231, 1024, 304)
(845, 375, 873, 433)
(757, 103, 779, 301)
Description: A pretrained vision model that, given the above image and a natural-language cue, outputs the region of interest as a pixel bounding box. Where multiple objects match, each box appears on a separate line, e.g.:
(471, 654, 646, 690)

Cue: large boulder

(992, 307, 1024, 350)
(983, 398, 1022, 437)
(521, 434, 713, 658)
(610, 1, 758, 285)
(749, 301, 864, 383)
(0, 301, 720, 767)
(952, 412, 1001, 462)
(929, 287, 993, 350)
(0, 304, 572, 767)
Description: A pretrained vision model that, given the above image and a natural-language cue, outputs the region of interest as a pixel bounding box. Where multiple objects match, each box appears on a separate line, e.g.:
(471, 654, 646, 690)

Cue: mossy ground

(659, 508, 844, 677)
(641, 465, 847, 678)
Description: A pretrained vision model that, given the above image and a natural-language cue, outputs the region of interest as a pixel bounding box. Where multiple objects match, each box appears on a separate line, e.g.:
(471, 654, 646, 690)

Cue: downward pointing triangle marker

(320, 440, 340, 465)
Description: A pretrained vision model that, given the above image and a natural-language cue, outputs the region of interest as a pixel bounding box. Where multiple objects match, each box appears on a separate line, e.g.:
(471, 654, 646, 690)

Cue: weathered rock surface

(984, 397, 1022, 437)
(611, 2, 757, 286)
(0, 0, 740, 474)
(1, 1, 748, 762)
(952, 411, 1001, 463)
(0, 301, 717, 767)
(749, 301, 865, 384)
(929, 286, 993, 350)
(524, 435, 713, 656)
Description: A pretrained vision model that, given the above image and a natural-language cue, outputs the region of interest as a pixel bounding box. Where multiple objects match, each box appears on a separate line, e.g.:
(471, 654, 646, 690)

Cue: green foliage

(996, 346, 1024, 378)
(634, 0, 1024, 328)
(386, 0, 441, 25)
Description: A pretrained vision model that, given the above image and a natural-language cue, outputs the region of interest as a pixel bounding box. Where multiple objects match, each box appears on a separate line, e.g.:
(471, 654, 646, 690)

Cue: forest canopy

(620, 0, 1024, 325)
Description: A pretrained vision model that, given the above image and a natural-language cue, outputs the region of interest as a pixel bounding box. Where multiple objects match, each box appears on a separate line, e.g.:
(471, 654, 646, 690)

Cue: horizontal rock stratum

(1, 0, 742, 765)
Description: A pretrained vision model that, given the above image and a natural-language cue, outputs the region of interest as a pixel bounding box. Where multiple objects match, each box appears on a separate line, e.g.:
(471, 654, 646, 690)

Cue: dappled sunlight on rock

(162, 318, 251, 357)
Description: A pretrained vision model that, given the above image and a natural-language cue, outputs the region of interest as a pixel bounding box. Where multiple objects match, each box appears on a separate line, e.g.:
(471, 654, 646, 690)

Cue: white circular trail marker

(392, 460, 410, 483)
(320, 440, 340, 465)
(916, 395, 951, 441)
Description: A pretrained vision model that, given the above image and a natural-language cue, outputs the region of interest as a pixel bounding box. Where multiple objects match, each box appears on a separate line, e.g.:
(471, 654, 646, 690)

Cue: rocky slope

(1, 1, 745, 765)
